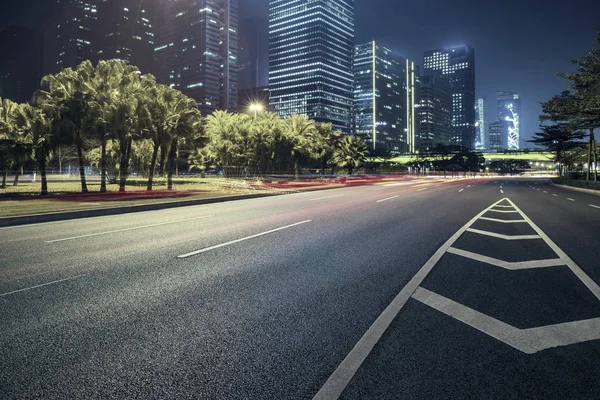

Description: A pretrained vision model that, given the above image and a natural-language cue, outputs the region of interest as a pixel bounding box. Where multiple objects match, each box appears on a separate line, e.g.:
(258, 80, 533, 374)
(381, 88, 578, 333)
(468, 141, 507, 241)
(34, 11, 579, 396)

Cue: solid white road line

(447, 247, 564, 270)
(567, 198, 576, 202)
(312, 198, 509, 400)
(506, 198, 600, 301)
(45, 215, 214, 243)
(488, 209, 519, 213)
(376, 195, 400, 203)
(177, 220, 312, 259)
(308, 194, 345, 201)
(590, 204, 600, 209)
(0, 275, 86, 298)
(479, 217, 527, 223)
(493, 205, 515, 208)
(412, 287, 600, 354)
(466, 228, 541, 241)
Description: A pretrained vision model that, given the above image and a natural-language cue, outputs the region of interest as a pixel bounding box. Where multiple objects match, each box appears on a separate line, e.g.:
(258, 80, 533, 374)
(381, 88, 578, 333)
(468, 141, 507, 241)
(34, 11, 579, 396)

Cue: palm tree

(312, 122, 341, 175)
(283, 114, 316, 179)
(332, 136, 368, 175)
(0, 97, 19, 188)
(205, 110, 241, 176)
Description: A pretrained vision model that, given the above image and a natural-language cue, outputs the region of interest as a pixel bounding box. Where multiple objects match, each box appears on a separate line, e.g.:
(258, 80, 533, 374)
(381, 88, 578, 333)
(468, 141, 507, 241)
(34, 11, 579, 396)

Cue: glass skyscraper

(475, 97, 486, 150)
(423, 45, 476, 149)
(418, 72, 452, 149)
(269, 0, 354, 134)
(353, 41, 419, 153)
(154, 0, 239, 115)
(497, 91, 521, 150)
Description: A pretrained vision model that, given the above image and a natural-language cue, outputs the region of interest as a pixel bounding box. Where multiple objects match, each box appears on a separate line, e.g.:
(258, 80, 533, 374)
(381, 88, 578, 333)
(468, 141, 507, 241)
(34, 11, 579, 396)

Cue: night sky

(2, 0, 599, 143)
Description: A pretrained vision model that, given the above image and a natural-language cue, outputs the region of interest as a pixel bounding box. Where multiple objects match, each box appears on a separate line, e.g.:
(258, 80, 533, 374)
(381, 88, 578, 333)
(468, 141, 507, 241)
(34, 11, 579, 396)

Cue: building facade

(497, 91, 521, 150)
(353, 42, 419, 153)
(96, 0, 156, 73)
(269, 0, 354, 134)
(0, 26, 44, 102)
(47, 0, 99, 74)
(423, 45, 476, 149)
(488, 120, 506, 152)
(475, 97, 486, 150)
(238, 16, 269, 91)
(418, 72, 452, 150)
(154, 0, 239, 115)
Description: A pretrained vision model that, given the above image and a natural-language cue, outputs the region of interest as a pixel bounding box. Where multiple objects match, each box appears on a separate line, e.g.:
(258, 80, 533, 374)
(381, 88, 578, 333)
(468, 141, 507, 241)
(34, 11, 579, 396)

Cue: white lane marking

(376, 195, 400, 203)
(0, 275, 86, 297)
(488, 209, 519, 214)
(177, 220, 312, 259)
(308, 194, 345, 201)
(45, 215, 214, 243)
(553, 194, 559, 197)
(467, 185, 472, 188)
(567, 198, 576, 202)
(458, 189, 464, 193)
(465, 228, 541, 241)
(500, 190, 504, 194)
(417, 188, 429, 192)
(590, 204, 600, 209)
(479, 217, 527, 223)
(447, 247, 564, 270)
(312, 198, 509, 400)
(543, 191, 548, 194)
(493, 205, 515, 208)
(412, 287, 600, 354)
(506, 198, 600, 301)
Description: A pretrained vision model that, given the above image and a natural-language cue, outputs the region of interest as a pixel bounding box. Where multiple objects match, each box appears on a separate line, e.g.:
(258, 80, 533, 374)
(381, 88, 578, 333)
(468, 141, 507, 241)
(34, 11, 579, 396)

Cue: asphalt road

(2, 177, 600, 399)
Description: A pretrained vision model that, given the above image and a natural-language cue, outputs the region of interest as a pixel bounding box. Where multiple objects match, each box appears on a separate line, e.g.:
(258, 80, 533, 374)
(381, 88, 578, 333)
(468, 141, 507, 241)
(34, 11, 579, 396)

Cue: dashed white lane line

(177, 220, 312, 259)
(500, 190, 504, 194)
(312, 199, 507, 400)
(590, 204, 600, 209)
(553, 194, 559, 197)
(567, 198, 576, 202)
(0, 275, 86, 297)
(308, 194, 345, 201)
(376, 195, 400, 203)
(458, 189, 464, 193)
(45, 215, 214, 243)
(447, 247, 564, 270)
(543, 191, 548, 193)
(465, 228, 541, 241)
(416, 187, 431, 192)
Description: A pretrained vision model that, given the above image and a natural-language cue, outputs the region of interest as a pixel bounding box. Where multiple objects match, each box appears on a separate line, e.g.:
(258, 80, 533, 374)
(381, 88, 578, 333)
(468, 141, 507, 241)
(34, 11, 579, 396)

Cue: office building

(269, 0, 354, 134)
(47, 0, 99, 74)
(353, 41, 419, 153)
(154, 0, 239, 114)
(0, 26, 44, 102)
(489, 120, 506, 152)
(239, 16, 269, 91)
(497, 91, 521, 150)
(96, 0, 156, 73)
(418, 72, 452, 149)
(475, 97, 486, 150)
(423, 45, 476, 148)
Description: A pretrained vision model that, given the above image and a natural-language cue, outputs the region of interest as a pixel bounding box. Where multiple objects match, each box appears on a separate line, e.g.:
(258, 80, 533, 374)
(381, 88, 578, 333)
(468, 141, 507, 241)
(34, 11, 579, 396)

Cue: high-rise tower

(269, 0, 354, 133)
(497, 91, 521, 150)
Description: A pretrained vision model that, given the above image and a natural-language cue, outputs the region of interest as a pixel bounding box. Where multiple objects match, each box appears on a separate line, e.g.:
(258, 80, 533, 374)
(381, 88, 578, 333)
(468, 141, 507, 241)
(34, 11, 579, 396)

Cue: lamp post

(249, 103, 264, 119)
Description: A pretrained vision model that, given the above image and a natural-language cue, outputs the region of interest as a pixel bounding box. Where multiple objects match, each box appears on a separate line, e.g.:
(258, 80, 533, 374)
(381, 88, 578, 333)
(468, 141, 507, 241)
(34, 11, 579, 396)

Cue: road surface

(2, 178, 600, 399)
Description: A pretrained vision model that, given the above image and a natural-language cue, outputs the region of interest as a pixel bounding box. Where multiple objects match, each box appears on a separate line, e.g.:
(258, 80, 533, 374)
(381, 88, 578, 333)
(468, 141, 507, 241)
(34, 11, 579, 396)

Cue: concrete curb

(0, 192, 280, 228)
(549, 181, 600, 197)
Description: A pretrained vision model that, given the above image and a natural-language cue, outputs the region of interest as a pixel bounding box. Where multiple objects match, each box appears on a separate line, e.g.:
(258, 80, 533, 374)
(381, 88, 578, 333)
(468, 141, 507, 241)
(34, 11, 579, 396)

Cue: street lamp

(249, 103, 264, 119)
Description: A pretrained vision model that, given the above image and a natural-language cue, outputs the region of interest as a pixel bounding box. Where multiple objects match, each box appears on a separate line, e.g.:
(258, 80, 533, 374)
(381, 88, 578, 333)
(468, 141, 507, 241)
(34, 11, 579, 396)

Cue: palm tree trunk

(38, 146, 48, 196)
(167, 138, 178, 190)
(587, 130, 593, 181)
(75, 138, 89, 193)
(100, 137, 107, 193)
(593, 133, 598, 182)
(1, 168, 6, 188)
(294, 160, 299, 180)
(118, 136, 131, 192)
(12, 165, 20, 186)
(147, 141, 160, 191)
(159, 142, 168, 176)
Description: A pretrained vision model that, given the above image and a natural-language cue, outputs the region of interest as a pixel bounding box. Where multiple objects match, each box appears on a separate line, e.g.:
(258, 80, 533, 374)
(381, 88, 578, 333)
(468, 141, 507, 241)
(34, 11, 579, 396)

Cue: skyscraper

(269, 0, 354, 134)
(497, 91, 521, 150)
(353, 41, 419, 153)
(0, 26, 44, 102)
(489, 120, 506, 152)
(475, 97, 486, 150)
(423, 45, 476, 149)
(418, 72, 452, 149)
(238, 16, 269, 91)
(154, 0, 239, 115)
(96, 0, 156, 73)
(47, 0, 99, 74)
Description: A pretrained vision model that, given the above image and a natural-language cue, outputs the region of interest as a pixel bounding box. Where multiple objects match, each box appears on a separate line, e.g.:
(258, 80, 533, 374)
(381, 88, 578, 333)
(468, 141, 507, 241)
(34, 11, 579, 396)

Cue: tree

(528, 123, 585, 178)
(283, 114, 316, 179)
(311, 122, 341, 175)
(0, 97, 19, 188)
(332, 135, 368, 175)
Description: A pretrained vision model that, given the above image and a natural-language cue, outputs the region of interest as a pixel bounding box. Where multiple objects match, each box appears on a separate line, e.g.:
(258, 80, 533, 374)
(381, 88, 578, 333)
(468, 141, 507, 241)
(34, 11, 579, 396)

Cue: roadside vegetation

(0, 60, 368, 196)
